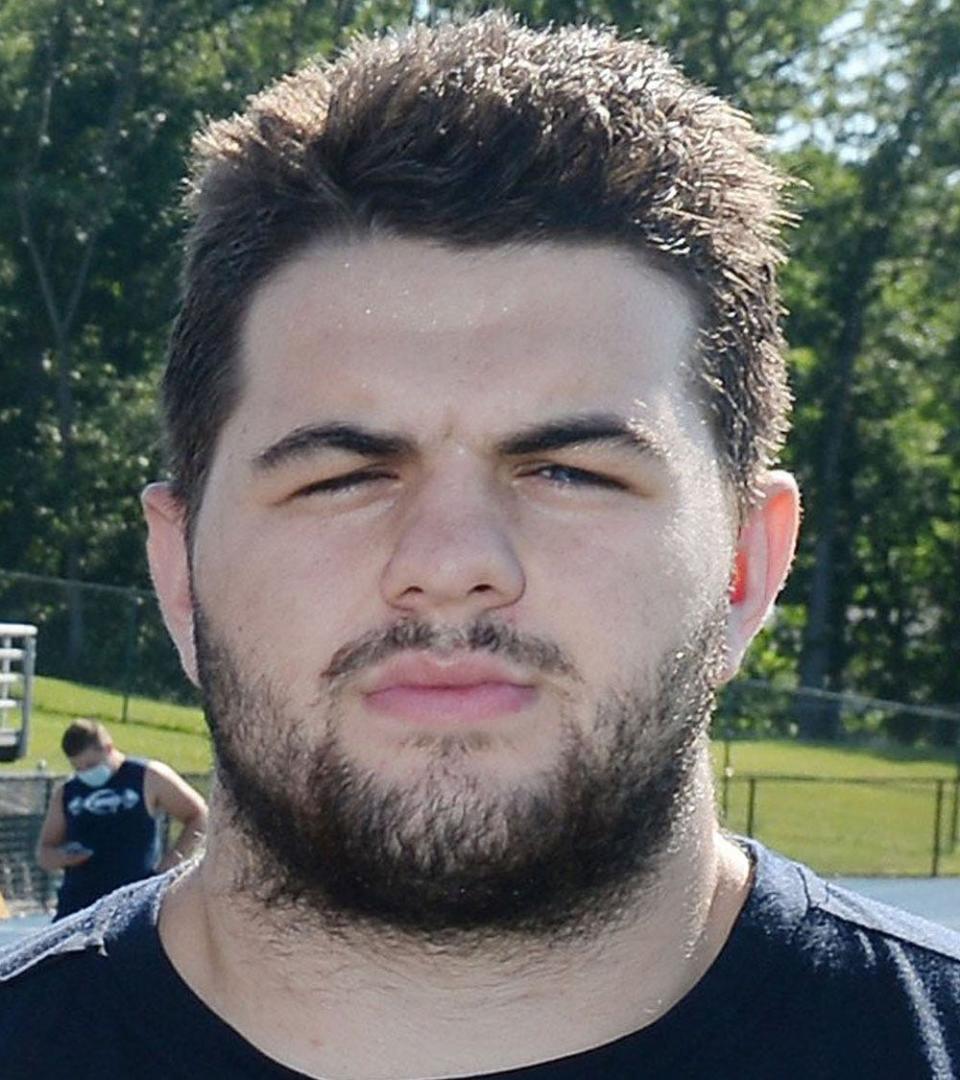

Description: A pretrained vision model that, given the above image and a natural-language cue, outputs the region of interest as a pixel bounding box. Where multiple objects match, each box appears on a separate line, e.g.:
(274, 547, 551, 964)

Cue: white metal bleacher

(0, 623, 37, 763)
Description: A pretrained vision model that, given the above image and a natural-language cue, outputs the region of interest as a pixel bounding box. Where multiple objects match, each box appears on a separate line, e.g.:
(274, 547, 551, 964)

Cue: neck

(159, 756, 750, 1079)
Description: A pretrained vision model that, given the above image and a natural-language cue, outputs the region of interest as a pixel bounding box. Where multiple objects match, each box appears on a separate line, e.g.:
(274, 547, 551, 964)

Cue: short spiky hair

(165, 13, 791, 523)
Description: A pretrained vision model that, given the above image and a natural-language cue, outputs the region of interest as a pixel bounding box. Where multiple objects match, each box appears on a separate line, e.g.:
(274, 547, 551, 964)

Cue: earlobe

(722, 471, 800, 682)
(141, 482, 199, 686)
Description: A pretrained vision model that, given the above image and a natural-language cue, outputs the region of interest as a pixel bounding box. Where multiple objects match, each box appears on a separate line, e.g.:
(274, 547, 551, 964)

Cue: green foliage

(0, 0, 957, 730)
(774, 0, 960, 732)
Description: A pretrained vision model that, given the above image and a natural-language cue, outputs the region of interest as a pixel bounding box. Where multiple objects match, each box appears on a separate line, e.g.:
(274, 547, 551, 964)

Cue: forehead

(70, 743, 107, 766)
(233, 237, 707, 452)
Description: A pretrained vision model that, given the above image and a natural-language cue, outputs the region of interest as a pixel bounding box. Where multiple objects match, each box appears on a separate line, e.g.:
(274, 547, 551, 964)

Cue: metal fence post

(950, 774, 960, 853)
(120, 590, 142, 724)
(745, 777, 757, 838)
(931, 779, 945, 878)
(952, 751, 960, 852)
(40, 774, 56, 910)
(721, 737, 732, 822)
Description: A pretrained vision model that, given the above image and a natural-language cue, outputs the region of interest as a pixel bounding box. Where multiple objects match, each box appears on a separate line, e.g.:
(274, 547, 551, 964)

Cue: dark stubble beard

(195, 606, 727, 940)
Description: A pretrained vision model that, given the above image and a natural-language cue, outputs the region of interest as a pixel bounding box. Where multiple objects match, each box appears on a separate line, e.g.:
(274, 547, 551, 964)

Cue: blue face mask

(76, 762, 113, 788)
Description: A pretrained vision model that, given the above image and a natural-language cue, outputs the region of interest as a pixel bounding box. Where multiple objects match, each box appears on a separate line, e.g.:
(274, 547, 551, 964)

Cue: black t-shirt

(2, 840, 959, 1078)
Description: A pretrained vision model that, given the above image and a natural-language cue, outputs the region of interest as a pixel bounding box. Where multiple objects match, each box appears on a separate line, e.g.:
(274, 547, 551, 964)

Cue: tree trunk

(796, 285, 869, 738)
(796, 10, 947, 736)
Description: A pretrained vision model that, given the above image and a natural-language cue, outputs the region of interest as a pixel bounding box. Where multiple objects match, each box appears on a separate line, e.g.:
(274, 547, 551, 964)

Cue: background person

(36, 718, 207, 919)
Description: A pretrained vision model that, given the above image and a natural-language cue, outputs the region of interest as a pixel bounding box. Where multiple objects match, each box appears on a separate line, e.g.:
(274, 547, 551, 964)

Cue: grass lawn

(712, 738, 958, 780)
(0, 675, 212, 775)
(2, 678, 958, 876)
(712, 739, 960, 877)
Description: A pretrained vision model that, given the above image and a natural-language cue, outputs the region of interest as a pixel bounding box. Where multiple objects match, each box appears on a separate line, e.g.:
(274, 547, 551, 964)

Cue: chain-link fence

(712, 680, 960, 877)
(0, 567, 197, 723)
(0, 773, 55, 913)
(720, 774, 959, 877)
(715, 678, 960, 750)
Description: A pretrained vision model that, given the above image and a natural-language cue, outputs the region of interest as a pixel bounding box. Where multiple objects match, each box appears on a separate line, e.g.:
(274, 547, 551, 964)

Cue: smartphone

(63, 842, 93, 856)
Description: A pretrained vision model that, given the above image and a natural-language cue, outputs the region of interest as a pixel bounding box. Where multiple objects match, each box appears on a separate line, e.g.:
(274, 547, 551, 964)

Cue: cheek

(527, 513, 691, 679)
(194, 513, 380, 683)
(529, 489, 732, 680)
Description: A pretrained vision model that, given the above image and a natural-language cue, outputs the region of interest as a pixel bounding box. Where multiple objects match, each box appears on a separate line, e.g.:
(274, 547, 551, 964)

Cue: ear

(721, 470, 800, 682)
(142, 482, 199, 686)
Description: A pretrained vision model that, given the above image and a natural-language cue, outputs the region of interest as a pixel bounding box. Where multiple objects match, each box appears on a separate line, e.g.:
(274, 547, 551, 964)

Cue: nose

(380, 477, 525, 619)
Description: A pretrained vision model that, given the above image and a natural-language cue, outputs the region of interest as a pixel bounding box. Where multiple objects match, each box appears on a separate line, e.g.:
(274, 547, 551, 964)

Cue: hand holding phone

(61, 842, 94, 865)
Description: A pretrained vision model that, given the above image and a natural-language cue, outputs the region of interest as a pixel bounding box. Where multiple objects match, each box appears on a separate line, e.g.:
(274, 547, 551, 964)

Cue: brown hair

(165, 14, 791, 523)
(61, 719, 110, 758)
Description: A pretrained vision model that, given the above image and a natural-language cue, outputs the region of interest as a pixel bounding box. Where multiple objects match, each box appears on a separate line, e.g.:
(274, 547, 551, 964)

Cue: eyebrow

(253, 423, 416, 471)
(497, 413, 670, 463)
(253, 412, 669, 472)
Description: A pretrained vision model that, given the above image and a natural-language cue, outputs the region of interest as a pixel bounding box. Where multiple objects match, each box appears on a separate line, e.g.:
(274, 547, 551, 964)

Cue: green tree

(2, 0, 957, 724)
(0, 0, 409, 675)
(782, 0, 960, 736)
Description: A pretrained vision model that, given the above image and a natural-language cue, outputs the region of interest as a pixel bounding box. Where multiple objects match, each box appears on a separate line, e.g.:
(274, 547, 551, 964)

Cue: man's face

(168, 239, 741, 931)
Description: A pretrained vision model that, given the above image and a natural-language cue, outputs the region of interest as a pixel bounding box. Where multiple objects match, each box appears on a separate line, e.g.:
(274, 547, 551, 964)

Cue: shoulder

(45, 778, 68, 804)
(120, 756, 150, 774)
(118, 757, 156, 791)
(0, 869, 185, 997)
(143, 761, 206, 810)
(143, 758, 181, 782)
(143, 759, 202, 792)
(52, 776, 73, 799)
(740, 840, 960, 1007)
(44, 778, 70, 817)
(813, 875, 960, 963)
(714, 842, 960, 1074)
(0, 878, 170, 1075)
(0, 873, 180, 1071)
(659, 844, 960, 1076)
(0, 875, 166, 986)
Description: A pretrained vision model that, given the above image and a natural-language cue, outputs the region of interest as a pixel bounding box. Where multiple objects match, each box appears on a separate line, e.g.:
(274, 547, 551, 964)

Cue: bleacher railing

(0, 623, 37, 763)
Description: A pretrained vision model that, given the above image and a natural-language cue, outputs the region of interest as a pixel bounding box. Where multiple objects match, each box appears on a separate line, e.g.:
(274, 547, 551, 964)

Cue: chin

(195, 602, 725, 936)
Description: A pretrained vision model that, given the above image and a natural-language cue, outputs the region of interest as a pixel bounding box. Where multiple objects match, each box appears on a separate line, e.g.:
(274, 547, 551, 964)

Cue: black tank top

(56, 757, 159, 919)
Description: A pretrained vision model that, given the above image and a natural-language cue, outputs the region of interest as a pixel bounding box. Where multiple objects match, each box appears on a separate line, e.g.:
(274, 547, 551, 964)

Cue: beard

(195, 607, 726, 940)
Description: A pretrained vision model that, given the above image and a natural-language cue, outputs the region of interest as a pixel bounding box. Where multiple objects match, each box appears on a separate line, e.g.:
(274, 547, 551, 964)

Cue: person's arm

(36, 781, 93, 871)
(144, 761, 208, 872)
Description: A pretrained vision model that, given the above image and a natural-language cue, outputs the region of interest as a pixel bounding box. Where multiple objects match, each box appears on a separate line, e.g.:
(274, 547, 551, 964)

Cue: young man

(35, 719, 207, 919)
(2, 15, 958, 1078)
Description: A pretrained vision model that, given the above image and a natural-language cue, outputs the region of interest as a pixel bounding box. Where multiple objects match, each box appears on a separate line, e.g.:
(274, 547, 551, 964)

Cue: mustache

(321, 618, 580, 682)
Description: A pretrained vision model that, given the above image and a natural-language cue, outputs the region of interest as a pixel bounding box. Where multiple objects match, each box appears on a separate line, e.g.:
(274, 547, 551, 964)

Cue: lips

(362, 655, 538, 724)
